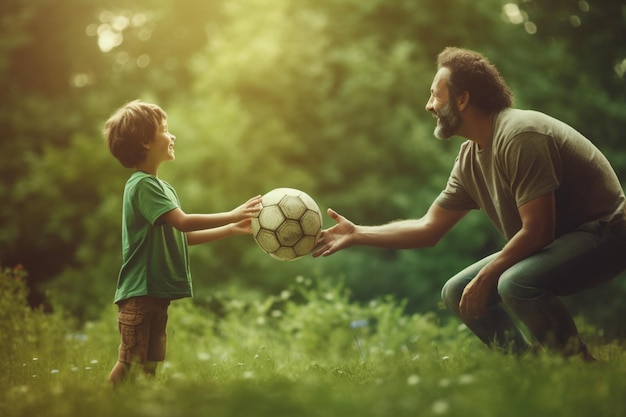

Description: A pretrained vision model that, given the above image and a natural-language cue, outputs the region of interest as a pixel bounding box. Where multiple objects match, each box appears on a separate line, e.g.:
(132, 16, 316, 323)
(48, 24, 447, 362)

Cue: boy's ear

(142, 140, 152, 150)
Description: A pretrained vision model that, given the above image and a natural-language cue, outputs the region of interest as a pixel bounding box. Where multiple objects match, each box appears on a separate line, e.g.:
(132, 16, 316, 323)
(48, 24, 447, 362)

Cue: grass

(2, 270, 626, 417)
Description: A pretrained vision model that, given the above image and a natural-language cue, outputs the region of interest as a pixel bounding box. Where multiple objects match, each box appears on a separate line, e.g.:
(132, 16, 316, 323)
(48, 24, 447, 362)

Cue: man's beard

(433, 101, 461, 140)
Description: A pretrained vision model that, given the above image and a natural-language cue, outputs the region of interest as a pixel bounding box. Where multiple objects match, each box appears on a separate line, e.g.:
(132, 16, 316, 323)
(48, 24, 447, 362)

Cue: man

(313, 47, 626, 360)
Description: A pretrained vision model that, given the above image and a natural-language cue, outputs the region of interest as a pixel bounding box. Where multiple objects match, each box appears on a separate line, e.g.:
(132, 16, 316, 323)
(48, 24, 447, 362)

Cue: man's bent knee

(441, 279, 465, 313)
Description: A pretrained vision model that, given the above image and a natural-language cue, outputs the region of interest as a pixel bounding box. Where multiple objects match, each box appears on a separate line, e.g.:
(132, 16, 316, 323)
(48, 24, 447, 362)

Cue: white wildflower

(432, 400, 450, 414)
(407, 374, 421, 386)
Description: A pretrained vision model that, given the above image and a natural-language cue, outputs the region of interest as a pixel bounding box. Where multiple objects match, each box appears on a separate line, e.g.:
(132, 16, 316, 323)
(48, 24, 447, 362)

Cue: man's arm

(312, 203, 469, 257)
(459, 192, 556, 319)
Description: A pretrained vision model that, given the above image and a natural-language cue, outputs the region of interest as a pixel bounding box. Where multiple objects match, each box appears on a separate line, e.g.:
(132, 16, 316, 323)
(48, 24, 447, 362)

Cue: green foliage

(2, 0, 626, 335)
(0, 266, 73, 387)
(506, 0, 626, 176)
(159, 0, 527, 307)
(3, 274, 626, 417)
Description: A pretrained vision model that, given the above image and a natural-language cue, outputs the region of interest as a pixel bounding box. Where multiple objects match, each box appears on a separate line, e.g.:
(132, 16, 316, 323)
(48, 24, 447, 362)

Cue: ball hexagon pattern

(251, 188, 323, 261)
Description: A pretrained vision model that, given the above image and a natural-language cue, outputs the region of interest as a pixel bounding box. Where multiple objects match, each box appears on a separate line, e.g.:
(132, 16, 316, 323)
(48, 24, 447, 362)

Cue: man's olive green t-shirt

(435, 108, 626, 240)
(114, 171, 192, 303)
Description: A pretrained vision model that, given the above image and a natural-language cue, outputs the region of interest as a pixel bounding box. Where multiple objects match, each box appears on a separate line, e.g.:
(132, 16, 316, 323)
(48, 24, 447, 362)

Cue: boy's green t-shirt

(114, 171, 192, 303)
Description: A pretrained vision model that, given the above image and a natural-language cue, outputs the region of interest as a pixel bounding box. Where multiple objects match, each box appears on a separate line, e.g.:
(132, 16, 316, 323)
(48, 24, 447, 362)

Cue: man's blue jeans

(441, 219, 626, 357)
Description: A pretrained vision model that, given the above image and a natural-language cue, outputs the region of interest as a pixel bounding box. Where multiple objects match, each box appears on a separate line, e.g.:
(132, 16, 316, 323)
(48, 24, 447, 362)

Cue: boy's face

(147, 118, 176, 163)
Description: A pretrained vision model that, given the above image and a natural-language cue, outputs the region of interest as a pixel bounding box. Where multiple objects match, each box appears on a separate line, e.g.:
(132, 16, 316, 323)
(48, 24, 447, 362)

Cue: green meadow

(3, 267, 626, 417)
(3, 2, 626, 416)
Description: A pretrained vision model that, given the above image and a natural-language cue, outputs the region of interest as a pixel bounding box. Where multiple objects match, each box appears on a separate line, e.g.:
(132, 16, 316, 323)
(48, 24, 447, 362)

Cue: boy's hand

(231, 195, 262, 221)
(231, 218, 253, 235)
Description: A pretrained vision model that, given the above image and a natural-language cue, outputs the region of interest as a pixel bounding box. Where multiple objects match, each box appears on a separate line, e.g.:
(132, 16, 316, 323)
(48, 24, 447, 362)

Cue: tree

(4, 0, 626, 331)
(506, 0, 626, 173)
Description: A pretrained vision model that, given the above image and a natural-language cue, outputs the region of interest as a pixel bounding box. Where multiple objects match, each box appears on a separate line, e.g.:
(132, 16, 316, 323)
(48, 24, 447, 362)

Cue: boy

(103, 100, 261, 385)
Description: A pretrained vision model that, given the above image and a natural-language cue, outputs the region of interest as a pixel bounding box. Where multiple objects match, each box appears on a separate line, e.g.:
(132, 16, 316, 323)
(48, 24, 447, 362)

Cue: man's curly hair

(437, 47, 513, 113)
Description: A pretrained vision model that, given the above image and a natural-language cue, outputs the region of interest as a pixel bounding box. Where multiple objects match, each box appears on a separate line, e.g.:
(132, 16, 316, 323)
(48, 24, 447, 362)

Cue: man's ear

(456, 91, 470, 112)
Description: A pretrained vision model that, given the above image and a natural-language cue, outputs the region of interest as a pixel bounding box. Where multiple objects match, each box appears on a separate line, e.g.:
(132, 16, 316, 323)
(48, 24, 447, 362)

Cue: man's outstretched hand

(312, 208, 356, 258)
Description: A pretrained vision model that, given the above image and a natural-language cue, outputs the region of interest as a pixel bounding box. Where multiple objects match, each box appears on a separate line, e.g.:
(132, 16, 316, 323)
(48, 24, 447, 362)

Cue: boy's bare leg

(140, 361, 158, 378)
(108, 361, 130, 386)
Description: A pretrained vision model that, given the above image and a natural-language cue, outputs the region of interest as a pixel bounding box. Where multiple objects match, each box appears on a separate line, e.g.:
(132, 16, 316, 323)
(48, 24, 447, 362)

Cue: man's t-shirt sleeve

(435, 157, 479, 211)
(501, 132, 562, 207)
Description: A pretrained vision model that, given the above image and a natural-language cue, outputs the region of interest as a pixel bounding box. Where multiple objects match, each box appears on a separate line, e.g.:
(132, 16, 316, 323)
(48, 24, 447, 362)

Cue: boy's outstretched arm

(159, 195, 261, 233)
(186, 218, 252, 246)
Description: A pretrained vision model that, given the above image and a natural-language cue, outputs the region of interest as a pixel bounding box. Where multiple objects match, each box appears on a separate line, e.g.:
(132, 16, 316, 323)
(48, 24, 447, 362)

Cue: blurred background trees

(1, 0, 625, 334)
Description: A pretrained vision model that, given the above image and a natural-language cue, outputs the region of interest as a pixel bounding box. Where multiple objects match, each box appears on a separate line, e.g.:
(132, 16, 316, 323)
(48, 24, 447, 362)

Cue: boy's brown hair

(103, 100, 167, 168)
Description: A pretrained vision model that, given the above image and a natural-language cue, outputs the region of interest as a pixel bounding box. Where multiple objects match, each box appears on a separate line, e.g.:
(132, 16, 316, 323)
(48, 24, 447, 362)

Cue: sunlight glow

(615, 58, 626, 78)
(110, 15, 130, 32)
(578, 1, 590, 12)
(502, 2, 536, 34)
(88, 10, 151, 53)
(71, 73, 92, 88)
(524, 21, 537, 34)
(136, 54, 151, 68)
(502, 3, 525, 25)
(97, 24, 123, 52)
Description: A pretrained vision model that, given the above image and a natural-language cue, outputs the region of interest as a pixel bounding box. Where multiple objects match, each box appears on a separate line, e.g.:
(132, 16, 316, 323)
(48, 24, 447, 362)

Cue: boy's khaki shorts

(116, 296, 171, 364)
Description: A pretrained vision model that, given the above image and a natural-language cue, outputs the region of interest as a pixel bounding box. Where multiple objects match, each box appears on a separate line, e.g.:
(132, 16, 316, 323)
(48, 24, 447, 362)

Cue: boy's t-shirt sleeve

(134, 176, 180, 225)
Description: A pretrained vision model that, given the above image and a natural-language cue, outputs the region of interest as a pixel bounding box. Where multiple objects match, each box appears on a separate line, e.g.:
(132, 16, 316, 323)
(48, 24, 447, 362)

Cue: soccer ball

(251, 188, 323, 261)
